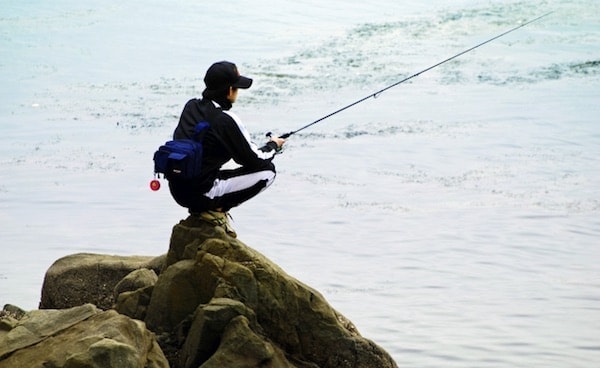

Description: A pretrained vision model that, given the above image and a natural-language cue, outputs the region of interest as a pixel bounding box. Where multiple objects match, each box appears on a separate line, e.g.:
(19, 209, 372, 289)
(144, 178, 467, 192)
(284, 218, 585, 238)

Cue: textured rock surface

(145, 216, 398, 368)
(39, 253, 164, 310)
(7, 215, 398, 368)
(0, 304, 168, 368)
(113, 268, 159, 321)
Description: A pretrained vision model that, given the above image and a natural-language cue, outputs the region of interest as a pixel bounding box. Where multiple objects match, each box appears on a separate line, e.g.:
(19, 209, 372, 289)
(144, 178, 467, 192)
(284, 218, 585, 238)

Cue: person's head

(202, 61, 252, 109)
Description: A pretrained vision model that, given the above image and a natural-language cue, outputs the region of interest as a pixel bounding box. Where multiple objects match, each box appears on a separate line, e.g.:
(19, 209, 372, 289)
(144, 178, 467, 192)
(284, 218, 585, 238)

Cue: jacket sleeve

(216, 111, 277, 168)
(260, 141, 279, 152)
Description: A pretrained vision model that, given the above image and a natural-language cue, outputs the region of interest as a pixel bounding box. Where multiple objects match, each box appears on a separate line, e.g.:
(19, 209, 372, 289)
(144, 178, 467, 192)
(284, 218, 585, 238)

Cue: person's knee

(264, 161, 276, 174)
(265, 170, 276, 187)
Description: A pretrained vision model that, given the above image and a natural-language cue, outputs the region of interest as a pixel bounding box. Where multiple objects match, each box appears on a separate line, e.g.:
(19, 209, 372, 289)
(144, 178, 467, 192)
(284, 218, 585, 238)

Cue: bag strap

(192, 121, 210, 141)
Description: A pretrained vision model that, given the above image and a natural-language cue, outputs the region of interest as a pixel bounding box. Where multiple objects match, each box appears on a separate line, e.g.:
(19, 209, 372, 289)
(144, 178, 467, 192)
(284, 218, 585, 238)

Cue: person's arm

(217, 111, 285, 167)
(259, 136, 286, 153)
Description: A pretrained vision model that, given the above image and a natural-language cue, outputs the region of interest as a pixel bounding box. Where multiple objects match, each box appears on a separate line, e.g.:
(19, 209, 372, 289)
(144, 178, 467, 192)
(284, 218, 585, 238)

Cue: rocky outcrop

(2, 216, 398, 368)
(0, 304, 168, 368)
(147, 216, 396, 368)
(39, 253, 164, 310)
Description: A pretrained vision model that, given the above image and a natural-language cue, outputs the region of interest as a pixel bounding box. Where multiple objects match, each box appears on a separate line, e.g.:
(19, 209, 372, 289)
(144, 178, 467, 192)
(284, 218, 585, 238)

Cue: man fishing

(160, 14, 551, 237)
(167, 61, 286, 237)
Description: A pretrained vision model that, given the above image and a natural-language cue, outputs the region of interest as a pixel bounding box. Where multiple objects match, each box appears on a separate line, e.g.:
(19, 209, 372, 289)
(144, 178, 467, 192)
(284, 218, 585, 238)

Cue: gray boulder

(39, 253, 164, 310)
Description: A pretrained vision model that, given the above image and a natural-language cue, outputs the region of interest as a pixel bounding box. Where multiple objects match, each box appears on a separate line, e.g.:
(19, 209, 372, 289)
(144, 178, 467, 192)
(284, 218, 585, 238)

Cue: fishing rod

(269, 11, 553, 140)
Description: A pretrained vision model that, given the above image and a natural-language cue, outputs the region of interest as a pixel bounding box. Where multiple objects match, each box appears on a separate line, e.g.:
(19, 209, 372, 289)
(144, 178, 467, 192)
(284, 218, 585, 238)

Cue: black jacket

(171, 98, 278, 192)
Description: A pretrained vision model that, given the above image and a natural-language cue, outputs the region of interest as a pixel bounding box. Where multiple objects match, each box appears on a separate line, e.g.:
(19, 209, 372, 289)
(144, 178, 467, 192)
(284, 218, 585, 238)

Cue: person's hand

(269, 135, 286, 150)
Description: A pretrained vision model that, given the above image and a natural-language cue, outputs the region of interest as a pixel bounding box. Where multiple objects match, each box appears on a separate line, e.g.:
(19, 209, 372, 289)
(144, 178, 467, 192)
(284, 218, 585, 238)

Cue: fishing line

(269, 11, 553, 139)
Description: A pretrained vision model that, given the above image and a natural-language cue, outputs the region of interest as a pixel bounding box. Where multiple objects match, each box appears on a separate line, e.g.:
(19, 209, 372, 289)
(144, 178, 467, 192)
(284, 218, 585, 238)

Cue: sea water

(1, 0, 599, 366)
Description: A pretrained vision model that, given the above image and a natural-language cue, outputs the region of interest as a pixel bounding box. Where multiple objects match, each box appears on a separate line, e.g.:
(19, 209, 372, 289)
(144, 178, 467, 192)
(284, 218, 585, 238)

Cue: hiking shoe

(197, 210, 237, 238)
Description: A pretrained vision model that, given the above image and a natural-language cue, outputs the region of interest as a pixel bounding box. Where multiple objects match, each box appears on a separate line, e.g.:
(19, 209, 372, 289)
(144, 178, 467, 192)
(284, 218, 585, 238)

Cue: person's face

(227, 87, 239, 103)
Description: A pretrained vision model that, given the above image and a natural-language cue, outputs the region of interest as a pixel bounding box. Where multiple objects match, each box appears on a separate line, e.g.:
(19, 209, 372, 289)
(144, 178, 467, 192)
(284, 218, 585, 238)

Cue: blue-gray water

(1, 1, 599, 366)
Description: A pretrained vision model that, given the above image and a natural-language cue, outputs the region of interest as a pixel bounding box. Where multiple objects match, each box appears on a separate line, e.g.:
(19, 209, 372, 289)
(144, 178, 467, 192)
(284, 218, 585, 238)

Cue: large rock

(39, 253, 164, 310)
(28, 215, 398, 367)
(0, 304, 168, 368)
(144, 216, 397, 368)
(113, 268, 159, 321)
(199, 314, 296, 368)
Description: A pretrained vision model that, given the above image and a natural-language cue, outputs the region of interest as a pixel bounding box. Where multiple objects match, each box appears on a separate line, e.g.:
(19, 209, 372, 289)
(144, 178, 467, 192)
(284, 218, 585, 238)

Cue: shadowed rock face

(5, 215, 398, 368)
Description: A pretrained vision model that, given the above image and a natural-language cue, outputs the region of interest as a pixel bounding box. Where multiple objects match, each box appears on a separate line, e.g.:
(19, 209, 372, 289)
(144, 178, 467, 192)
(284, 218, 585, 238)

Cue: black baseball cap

(204, 61, 253, 90)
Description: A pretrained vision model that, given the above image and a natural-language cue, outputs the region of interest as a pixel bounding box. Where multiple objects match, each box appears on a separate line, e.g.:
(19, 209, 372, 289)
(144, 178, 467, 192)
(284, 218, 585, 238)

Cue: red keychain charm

(150, 179, 161, 191)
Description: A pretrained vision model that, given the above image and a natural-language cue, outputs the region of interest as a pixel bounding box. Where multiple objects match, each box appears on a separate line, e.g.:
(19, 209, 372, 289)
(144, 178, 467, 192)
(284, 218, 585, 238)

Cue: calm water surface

(1, 1, 599, 366)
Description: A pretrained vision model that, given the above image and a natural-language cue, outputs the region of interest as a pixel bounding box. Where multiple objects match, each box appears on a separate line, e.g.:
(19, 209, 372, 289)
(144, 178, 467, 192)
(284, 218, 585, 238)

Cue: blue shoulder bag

(153, 121, 210, 179)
